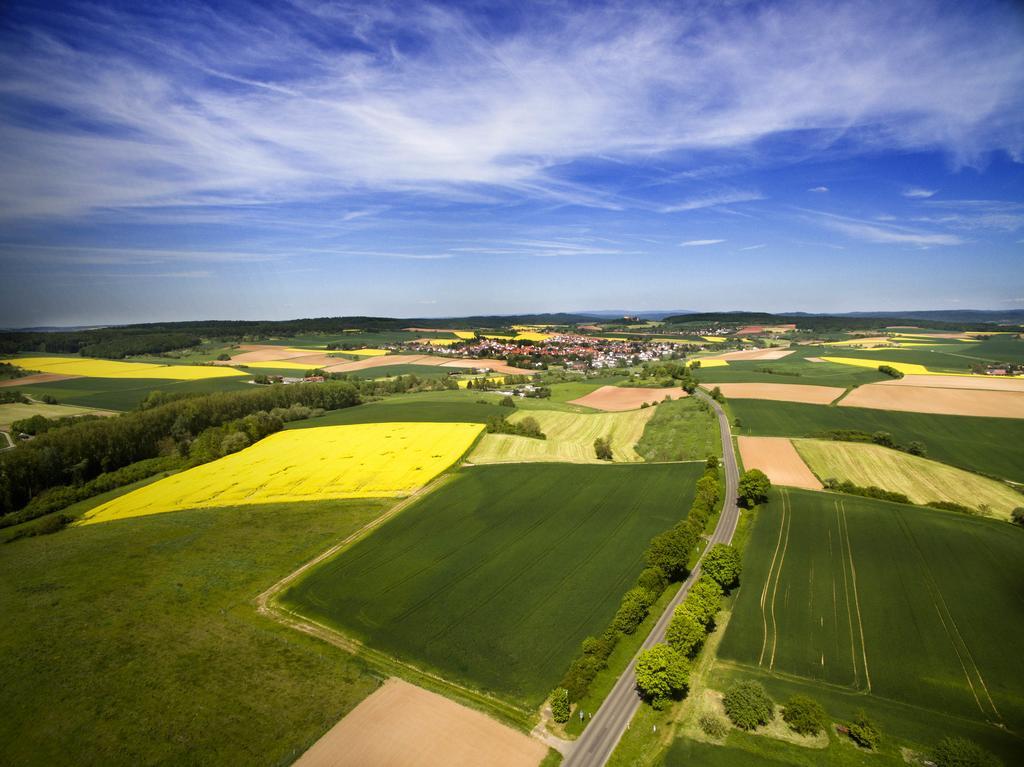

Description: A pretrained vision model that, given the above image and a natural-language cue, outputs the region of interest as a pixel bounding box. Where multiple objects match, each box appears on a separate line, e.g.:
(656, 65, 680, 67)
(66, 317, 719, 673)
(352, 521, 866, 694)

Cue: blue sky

(1, 0, 1022, 326)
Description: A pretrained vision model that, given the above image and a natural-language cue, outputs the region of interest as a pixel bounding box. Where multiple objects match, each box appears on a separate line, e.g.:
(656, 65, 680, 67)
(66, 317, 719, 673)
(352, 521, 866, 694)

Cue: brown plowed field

(439, 359, 534, 375)
(220, 345, 318, 363)
(704, 348, 795, 362)
(293, 678, 546, 767)
(0, 373, 78, 387)
(712, 383, 844, 405)
(737, 436, 822, 490)
(877, 374, 1024, 393)
(840, 384, 1024, 419)
(569, 385, 688, 411)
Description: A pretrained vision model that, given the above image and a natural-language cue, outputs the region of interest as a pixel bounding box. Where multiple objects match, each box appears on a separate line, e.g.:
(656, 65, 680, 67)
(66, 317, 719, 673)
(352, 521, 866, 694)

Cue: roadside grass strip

(718, 489, 1024, 729)
(79, 422, 484, 525)
(8, 356, 246, 380)
(469, 407, 654, 464)
(794, 439, 1024, 520)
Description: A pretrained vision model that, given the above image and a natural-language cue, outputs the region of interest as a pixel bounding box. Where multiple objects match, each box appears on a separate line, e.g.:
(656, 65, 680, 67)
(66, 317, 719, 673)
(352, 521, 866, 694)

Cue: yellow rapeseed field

(456, 376, 505, 388)
(692, 359, 729, 368)
(700, 336, 727, 343)
(79, 422, 484, 525)
(821, 356, 934, 375)
(237, 361, 323, 371)
(9, 356, 245, 380)
(339, 348, 390, 356)
(453, 331, 477, 340)
(417, 338, 462, 346)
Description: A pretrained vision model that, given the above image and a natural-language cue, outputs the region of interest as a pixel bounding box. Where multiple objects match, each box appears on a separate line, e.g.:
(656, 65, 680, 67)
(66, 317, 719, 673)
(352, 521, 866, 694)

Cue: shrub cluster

(665, 574, 722, 659)
(821, 479, 910, 505)
(781, 694, 827, 736)
(723, 680, 774, 730)
(846, 709, 880, 749)
(553, 466, 722, 708)
(0, 390, 29, 405)
(931, 737, 1002, 767)
(485, 415, 545, 439)
(9, 413, 107, 436)
(698, 712, 728, 738)
(878, 364, 904, 379)
(811, 428, 926, 457)
(594, 436, 613, 460)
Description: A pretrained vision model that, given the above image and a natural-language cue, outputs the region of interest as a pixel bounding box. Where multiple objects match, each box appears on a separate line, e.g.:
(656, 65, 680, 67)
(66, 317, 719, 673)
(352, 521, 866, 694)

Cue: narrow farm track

(562, 389, 741, 767)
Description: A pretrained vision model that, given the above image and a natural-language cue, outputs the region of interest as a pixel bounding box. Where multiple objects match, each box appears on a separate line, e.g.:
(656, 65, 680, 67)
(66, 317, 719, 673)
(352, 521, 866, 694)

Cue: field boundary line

(768, 490, 792, 671)
(839, 500, 871, 692)
(757, 491, 786, 663)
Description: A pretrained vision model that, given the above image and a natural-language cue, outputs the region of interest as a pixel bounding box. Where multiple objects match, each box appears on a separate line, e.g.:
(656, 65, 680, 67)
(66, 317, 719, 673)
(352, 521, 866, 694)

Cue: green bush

(702, 543, 742, 589)
(612, 587, 654, 635)
(737, 469, 771, 508)
(846, 709, 880, 749)
(594, 436, 613, 460)
(635, 644, 690, 709)
(550, 688, 570, 723)
(723, 680, 773, 730)
(637, 566, 668, 596)
(931, 736, 1002, 767)
(781, 694, 826, 736)
(698, 712, 728, 738)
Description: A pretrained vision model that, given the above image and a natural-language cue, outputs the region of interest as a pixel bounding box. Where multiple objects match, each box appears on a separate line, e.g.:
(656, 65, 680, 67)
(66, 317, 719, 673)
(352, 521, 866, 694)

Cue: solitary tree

(737, 469, 771, 508)
(703, 544, 742, 589)
(1012, 507, 1024, 527)
(635, 644, 691, 708)
(594, 436, 613, 460)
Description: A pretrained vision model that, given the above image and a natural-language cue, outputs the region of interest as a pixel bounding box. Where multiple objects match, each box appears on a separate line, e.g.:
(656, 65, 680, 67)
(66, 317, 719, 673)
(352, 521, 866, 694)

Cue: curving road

(562, 389, 741, 767)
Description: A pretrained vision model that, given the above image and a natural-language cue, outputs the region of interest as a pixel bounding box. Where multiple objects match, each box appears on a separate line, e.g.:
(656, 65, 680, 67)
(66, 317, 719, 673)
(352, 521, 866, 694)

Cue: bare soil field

(321, 354, 446, 373)
(0, 373, 78, 387)
(569, 385, 688, 411)
(704, 348, 795, 362)
(737, 436, 822, 490)
(711, 383, 844, 405)
(221, 345, 319, 363)
(293, 678, 546, 767)
(805, 356, 825, 363)
(840, 384, 1024, 419)
(439, 359, 534, 375)
(877, 374, 1024, 393)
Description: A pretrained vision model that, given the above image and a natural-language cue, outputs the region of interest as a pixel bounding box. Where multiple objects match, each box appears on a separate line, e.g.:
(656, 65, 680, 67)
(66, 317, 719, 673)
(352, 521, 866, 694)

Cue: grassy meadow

(635, 396, 721, 462)
(0, 499, 390, 765)
(286, 390, 509, 427)
(8, 375, 254, 410)
(281, 462, 704, 708)
(794, 439, 1023, 518)
(718, 489, 1024, 733)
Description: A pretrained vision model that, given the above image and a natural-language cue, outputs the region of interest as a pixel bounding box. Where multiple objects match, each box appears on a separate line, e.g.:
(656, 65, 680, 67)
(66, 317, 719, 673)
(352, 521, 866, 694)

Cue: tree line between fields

(1, 370, 500, 537)
(549, 464, 772, 721)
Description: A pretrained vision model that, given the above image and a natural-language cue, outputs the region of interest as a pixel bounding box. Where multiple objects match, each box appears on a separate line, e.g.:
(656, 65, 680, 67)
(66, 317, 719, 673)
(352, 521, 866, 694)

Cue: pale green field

(469, 408, 654, 464)
(794, 438, 1024, 520)
(0, 401, 114, 430)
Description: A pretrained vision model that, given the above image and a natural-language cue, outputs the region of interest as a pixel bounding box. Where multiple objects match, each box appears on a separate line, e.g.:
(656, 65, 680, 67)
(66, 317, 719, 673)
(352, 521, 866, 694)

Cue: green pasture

(11, 376, 253, 411)
(0, 498, 389, 765)
(635, 397, 721, 462)
(286, 390, 508, 428)
(719, 489, 1024, 731)
(728, 400, 1024, 482)
(694, 358, 886, 387)
(281, 462, 704, 708)
(341, 363, 471, 380)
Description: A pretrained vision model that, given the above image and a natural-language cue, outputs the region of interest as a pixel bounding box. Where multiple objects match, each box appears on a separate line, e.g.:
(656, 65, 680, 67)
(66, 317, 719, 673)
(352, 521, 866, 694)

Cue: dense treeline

(0, 330, 201, 358)
(0, 382, 360, 516)
(551, 461, 723, 713)
(661, 311, 1022, 333)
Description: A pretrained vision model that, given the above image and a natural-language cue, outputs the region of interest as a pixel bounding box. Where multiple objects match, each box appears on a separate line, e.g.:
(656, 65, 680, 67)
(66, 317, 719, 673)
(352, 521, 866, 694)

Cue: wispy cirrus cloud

(0, 0, 1021, 221)
(660, 191, 764, 213)
(809, 211, 965, 246)
(680, 239, 725, 247)
(808, 186, 829, 193)
(903, 187, 938, 199)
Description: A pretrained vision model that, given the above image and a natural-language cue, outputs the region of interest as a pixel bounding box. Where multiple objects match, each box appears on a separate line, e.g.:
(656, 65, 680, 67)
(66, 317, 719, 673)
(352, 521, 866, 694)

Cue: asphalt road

(562, 390, 741, 767)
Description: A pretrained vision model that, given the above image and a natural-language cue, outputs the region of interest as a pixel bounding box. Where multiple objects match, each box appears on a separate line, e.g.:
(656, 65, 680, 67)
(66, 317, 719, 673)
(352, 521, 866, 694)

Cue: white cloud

(810, 211, 965, 246)
(661, 191, 764, 213)
(914, 199, 1024, 231)
(903, 187, 937, 198)
(738, 243, 766, 251)
(808, 186, 829, 193)
(680, 239, 725, 247)
(0, 0, 1022, 220)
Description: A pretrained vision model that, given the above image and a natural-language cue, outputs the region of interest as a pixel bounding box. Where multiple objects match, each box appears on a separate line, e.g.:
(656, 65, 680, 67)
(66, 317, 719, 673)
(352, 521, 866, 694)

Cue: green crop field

(281, 462, 703, 708)
(695, 348, 888, 388)
(794, 439, 1024, 519)
(0, 498, 389, 765)
(10, 376, 253, 411)
(341, 363, 473, 379)
(635, 396, 721, 462)
(719, 489, 1024, 732)
(286, 390, 508, 428)
(728, 400, 1024, 482)
(0, 401, 113, 429)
